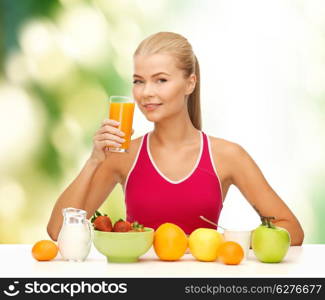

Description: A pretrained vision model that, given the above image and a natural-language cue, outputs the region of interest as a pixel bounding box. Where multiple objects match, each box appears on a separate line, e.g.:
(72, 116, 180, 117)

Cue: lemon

(189, 228, 224, 261)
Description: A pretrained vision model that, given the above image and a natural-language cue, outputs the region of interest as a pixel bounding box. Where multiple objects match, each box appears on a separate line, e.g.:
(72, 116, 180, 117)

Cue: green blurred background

(0, 0, 324, 243)
(0, 0, 192, 242)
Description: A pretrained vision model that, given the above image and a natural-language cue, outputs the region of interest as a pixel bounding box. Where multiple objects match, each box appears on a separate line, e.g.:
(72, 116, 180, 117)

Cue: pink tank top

(124, 131, 223, 234)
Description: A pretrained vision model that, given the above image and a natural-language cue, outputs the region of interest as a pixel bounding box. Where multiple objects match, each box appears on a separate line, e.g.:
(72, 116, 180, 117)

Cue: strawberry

(91, 211, 112, 232)
(130, 221, 145, 232)
(113, 219, 131, 232)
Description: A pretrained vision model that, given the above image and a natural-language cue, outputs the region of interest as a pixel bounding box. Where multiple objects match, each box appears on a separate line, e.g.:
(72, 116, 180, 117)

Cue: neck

(151, 109, 200, 148)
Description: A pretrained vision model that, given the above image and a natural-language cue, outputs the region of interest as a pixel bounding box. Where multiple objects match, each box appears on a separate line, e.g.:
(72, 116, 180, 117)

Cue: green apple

(252, 216, 291, 263)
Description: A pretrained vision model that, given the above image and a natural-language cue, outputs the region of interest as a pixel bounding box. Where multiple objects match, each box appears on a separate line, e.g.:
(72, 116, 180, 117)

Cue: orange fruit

(32, 240, 59, 261)
(153, 223, 188, 261)
(218, 241, 244, 265)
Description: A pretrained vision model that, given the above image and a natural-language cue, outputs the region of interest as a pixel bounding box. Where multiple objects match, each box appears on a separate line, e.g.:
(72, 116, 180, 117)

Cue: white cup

(223, 230, 252, 260)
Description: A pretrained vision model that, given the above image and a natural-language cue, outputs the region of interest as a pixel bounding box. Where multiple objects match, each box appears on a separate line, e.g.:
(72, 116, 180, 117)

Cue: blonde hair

(134, 32, 201, 130)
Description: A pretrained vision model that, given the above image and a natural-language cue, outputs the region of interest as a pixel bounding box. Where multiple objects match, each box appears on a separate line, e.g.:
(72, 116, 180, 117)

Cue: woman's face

(132, 53, 196, 123)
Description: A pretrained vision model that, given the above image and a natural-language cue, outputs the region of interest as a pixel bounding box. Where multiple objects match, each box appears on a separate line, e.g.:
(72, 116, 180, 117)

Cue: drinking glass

(108, 96, 135, 152)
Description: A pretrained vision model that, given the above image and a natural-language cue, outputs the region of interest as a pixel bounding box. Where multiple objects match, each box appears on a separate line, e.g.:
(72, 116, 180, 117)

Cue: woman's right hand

(89, 119, 126, 163)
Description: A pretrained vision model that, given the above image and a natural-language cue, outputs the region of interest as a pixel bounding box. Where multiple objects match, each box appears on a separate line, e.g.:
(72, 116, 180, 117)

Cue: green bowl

(93, 228, 154, 263)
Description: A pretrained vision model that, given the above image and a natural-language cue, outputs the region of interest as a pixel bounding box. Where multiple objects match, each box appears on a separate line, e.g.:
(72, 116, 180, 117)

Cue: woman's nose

(142, 82, 155, 97)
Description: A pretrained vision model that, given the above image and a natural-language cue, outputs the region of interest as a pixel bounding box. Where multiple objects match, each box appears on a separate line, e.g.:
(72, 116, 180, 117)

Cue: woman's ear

(185, 73, 197, 95)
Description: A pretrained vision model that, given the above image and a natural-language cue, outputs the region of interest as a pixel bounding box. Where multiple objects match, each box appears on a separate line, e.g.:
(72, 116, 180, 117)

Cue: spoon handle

(200, 216, 226, 230)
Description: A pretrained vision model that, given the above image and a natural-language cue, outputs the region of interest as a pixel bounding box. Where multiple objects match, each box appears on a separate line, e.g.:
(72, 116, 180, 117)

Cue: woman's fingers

(98, 124, 125, 137)
(94, 139, 122, 148)
(96, 120, 133, 150)
(101, 119, 119, 127)
(94, 133, 125, 144)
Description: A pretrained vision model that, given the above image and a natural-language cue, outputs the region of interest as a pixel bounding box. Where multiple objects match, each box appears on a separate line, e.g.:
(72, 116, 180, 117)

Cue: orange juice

(109, 99, 135, 152)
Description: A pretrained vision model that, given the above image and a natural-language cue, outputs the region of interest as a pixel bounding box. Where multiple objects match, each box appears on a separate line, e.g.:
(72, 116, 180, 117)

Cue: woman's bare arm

(47, 118, 125, 241)
(47, 158, 100, 241)
(83, 156, 121, 219)
(47, 156, 119, 241)
(226, 142, 304, 245)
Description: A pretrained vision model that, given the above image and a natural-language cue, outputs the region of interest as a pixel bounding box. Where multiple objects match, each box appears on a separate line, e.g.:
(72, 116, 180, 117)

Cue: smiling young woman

(47, 32, 304, 246)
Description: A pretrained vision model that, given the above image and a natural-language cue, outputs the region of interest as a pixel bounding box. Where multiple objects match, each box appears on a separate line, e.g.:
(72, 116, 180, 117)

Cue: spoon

(200, 216, 227, 231)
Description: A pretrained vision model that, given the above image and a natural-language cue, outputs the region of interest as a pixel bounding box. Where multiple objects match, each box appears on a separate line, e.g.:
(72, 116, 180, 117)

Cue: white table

(0, 244, 324, 278)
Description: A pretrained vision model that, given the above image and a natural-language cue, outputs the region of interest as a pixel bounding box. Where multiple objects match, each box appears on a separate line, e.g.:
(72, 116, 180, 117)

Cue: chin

(145, 114, 162, 123)
(140, 109, 162, 122)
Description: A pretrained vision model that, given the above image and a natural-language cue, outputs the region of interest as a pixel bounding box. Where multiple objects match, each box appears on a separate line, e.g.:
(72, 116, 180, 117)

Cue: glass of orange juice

(108, 96, 135, 152)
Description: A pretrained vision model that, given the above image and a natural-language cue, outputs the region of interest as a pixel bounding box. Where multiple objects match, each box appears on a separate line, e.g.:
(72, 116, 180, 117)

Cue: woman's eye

(157, 78, 167, 83)
(133, 80, 143, 84)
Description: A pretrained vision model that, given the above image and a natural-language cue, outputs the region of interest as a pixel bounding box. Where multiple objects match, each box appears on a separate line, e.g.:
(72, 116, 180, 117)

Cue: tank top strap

(141, 132, 149, 155)
(133, 132, 149, 162)
(198, 131, 212, 169)
(197, 132, 222, 199)
(123, 133, 149, 194)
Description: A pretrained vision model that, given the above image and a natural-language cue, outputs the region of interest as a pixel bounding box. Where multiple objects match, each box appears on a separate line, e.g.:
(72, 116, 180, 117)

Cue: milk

(58, 223, 92, 262)
(57, 207, 93, 262)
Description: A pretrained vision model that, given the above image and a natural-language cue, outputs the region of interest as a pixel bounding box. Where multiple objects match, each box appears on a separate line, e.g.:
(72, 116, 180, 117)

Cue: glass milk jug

(57, 207, 93, 262)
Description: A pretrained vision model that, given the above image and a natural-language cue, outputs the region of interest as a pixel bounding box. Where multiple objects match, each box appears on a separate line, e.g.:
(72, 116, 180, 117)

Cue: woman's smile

(143, 103, 163, 111)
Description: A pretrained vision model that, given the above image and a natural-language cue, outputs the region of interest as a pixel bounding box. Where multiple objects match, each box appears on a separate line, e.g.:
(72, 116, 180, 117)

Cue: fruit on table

(113, 219, 132, 232)
(91, 211, 113, 232)
(153, 223, 188, 261)
(218, 241, 244, 265)
(130, 221, 145, 232)
(91, 211, 145, 233)
(252, 216, 291, 263)
(93, 216, 113, 232)
(189, 228, 224, 262)
(32, 240, 59, 261)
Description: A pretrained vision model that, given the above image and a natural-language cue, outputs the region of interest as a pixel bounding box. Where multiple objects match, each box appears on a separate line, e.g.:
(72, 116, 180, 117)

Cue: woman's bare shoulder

(208, 135, 244, 158)
(207, 136, 248, 184)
